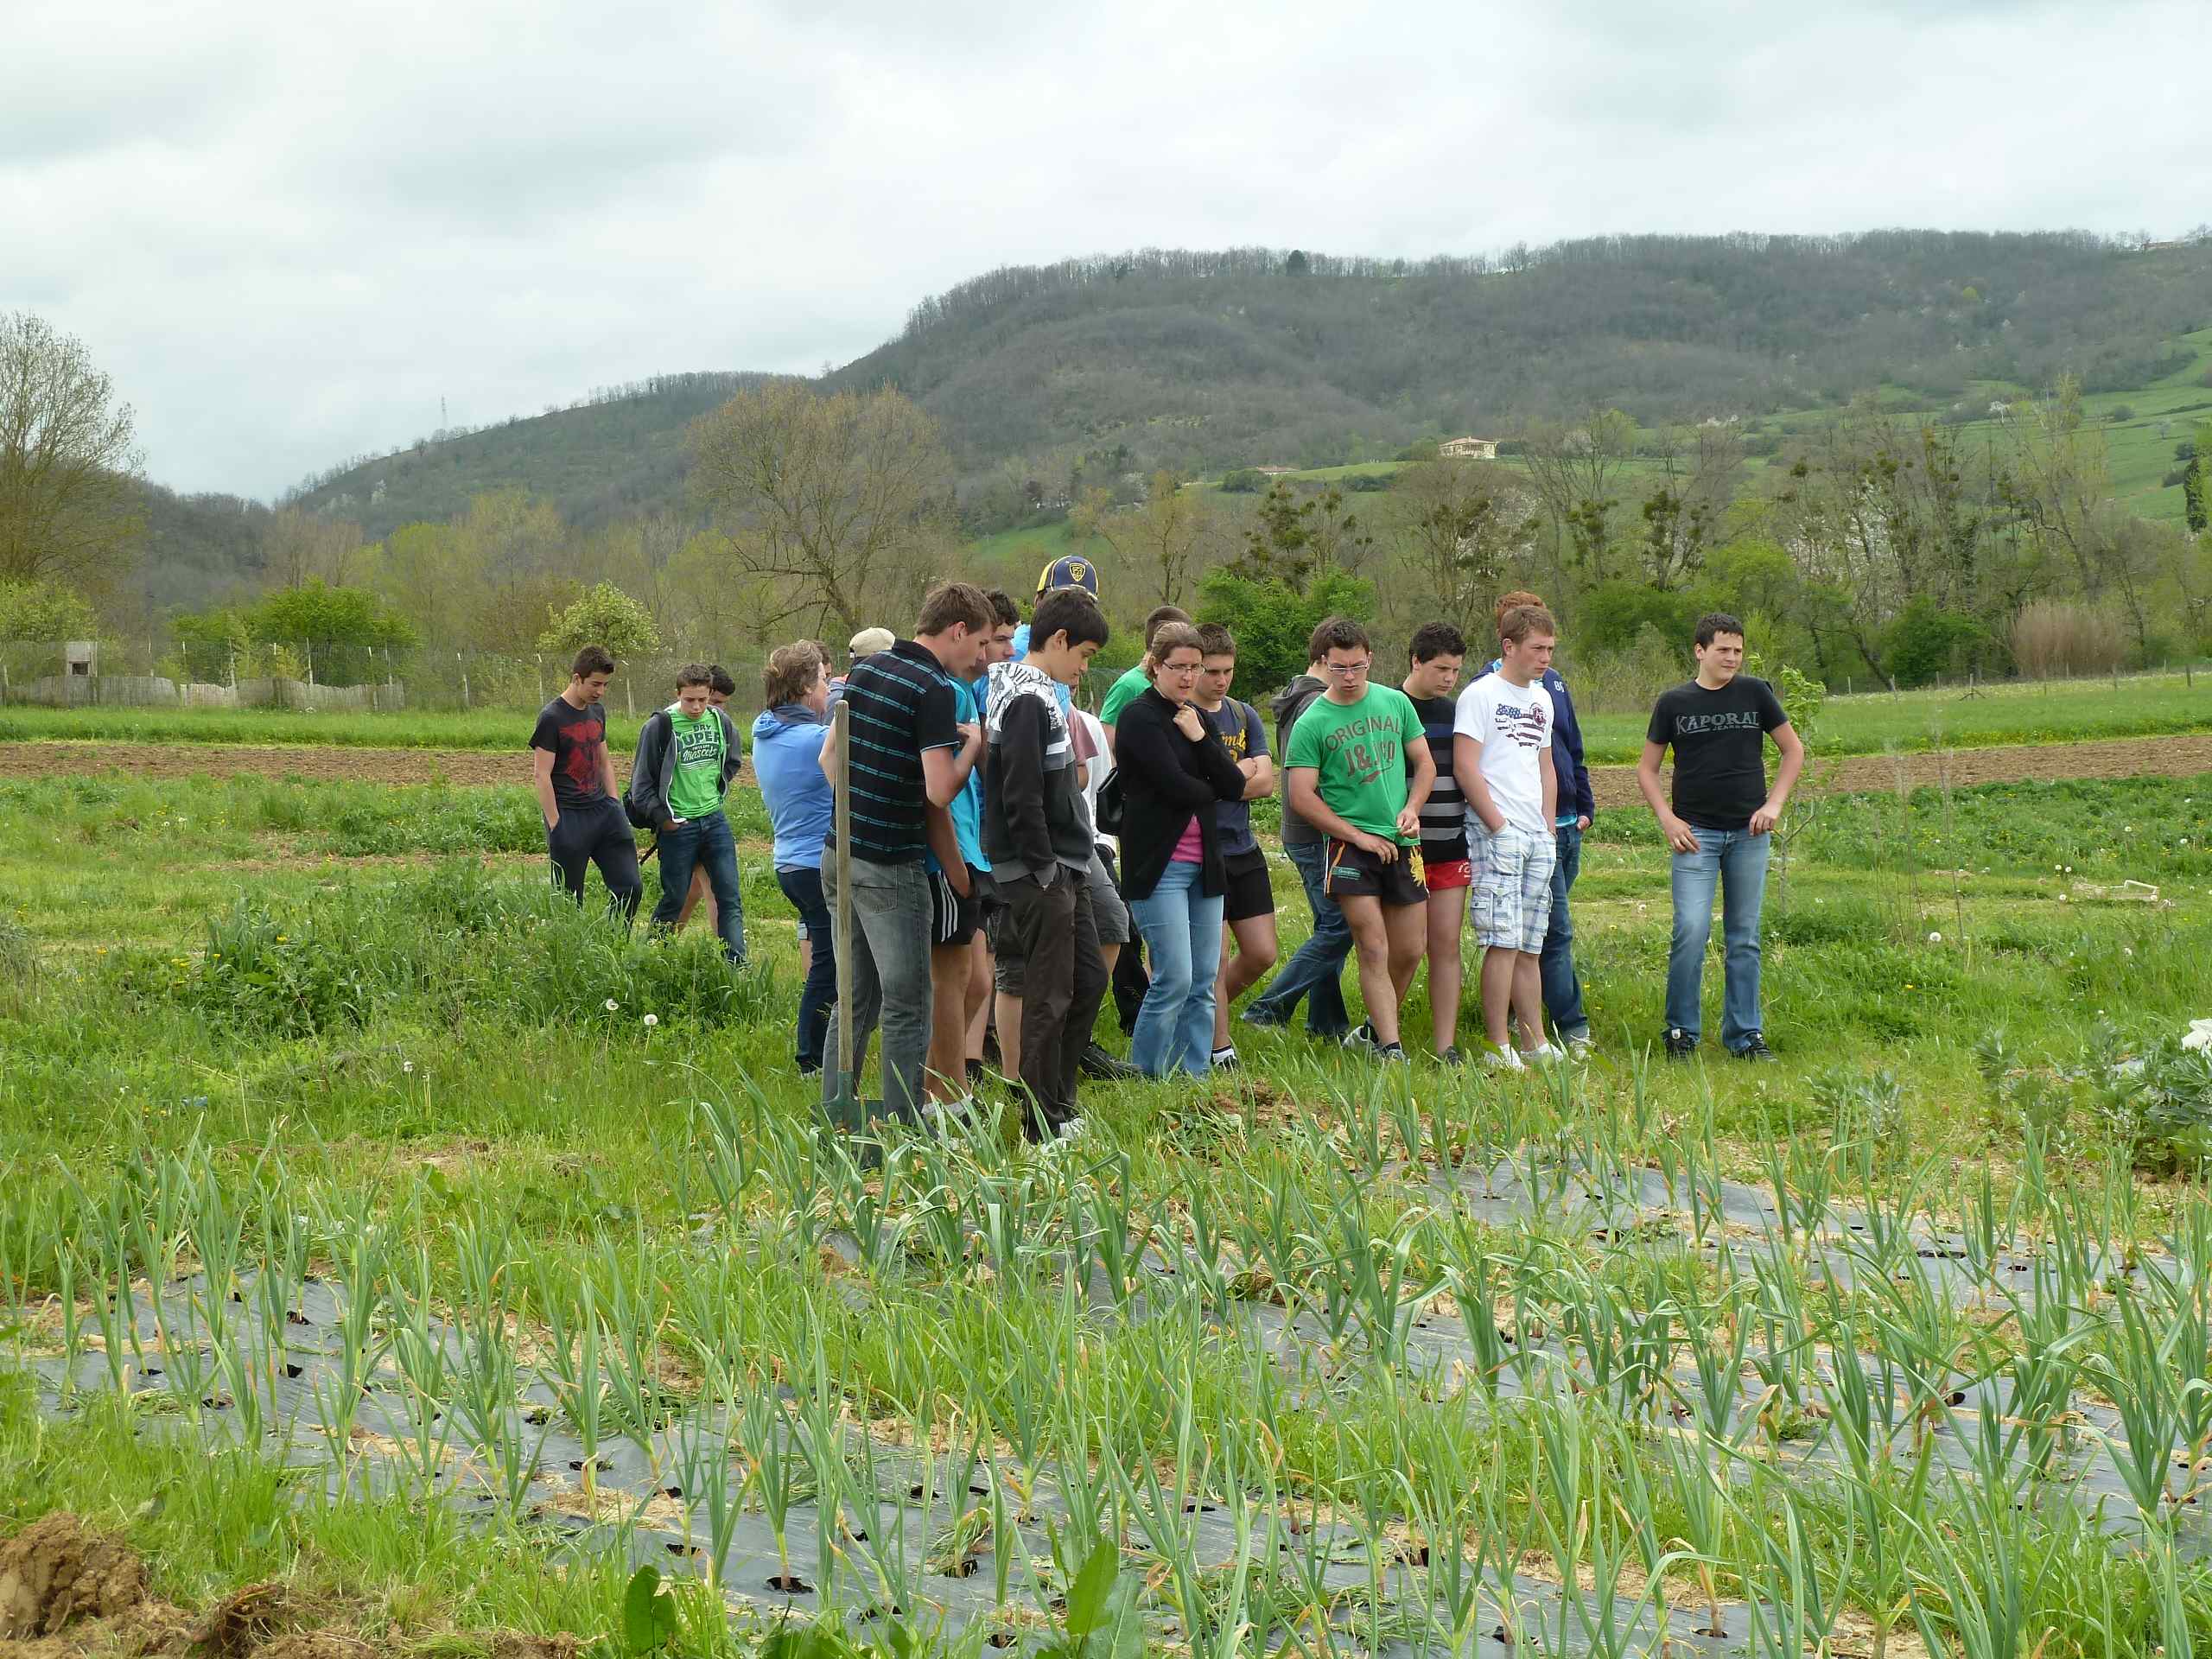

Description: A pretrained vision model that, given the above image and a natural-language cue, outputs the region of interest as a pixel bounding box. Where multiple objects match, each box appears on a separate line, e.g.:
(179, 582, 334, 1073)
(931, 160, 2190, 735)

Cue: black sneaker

(1663, 1028, 1699, 1062)
(1732, 1034, 1779, 1064)
(1377, 1042, 1408, 1065)
(1438, 1046, 1467, 1066)
(1080, 1043, 1141, 1082)
(1210, 1046, 1241, 1071)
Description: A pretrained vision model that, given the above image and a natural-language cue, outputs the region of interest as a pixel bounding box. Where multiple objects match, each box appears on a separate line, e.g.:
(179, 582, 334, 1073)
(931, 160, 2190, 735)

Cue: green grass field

(8, 764, 2212, 1651)
(8, 666, 2210, 764)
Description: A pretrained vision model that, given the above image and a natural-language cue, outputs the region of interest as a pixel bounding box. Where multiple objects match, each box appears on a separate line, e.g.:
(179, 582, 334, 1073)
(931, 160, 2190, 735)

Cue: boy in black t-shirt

(530, 645, 642, 920)
(1636, 613, 1805, 1061)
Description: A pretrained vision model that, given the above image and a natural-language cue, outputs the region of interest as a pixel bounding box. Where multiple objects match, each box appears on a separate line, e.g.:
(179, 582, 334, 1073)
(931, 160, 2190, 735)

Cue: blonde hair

(1493, 589, 1545, 630)
(762, 641, 826, 707)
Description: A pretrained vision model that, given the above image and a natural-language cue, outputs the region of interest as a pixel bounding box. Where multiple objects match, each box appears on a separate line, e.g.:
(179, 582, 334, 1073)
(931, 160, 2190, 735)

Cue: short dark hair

(675, 662, 713, 691)
(916, 581, 995, 638)
(1694, 612, 1745, 648)
(1307, 616, 1370, 661)
(985, 588, 1021, 629)
(1143, 605, 1192, 649)
(1196, 623, 1236, 658)
(762, 641, 825, 708)
(570, 645, 615, 678)
(1499, 605, 1556, 645)
(708, 664, 736, 696)
(1409, 622, 1465, 664)
(1030, 588, 1110, 651)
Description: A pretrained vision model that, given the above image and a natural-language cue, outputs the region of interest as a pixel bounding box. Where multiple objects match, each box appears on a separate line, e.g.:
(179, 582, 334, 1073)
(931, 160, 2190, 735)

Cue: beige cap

(848, 626, 895, 658)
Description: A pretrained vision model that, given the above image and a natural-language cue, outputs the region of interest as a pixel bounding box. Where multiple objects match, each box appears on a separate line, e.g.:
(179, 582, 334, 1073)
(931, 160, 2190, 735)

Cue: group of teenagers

(528, 556, 1806, 1142)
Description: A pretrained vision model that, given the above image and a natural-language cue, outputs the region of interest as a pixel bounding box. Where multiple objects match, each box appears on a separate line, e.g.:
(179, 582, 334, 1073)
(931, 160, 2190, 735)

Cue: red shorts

(1421, 856, 1473, 891)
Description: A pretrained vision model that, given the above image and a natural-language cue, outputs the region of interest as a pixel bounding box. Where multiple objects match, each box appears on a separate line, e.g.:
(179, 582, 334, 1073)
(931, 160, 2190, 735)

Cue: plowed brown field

(6, 733, 2212, 800)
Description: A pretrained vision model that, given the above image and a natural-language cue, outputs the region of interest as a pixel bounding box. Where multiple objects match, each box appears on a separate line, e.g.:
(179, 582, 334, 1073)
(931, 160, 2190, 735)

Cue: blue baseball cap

(1036, 554, 1099, 596)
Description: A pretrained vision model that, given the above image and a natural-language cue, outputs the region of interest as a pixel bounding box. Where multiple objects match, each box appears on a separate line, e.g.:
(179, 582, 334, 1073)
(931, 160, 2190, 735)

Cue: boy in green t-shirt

(632, 664, 746, 963)
(1097, 604, 1193, 745)
(1284, 617, 1434, 1061)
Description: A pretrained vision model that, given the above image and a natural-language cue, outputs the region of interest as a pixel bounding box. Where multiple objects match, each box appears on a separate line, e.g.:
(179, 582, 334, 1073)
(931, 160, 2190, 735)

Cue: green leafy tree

(0, 577, 98, 642)
(537, 580, 662, 660)
(0, 312, 143, 591)
(1196, 566, 1373, 703)
(169, 607, 251, 683)
(248, 581, 416, 651)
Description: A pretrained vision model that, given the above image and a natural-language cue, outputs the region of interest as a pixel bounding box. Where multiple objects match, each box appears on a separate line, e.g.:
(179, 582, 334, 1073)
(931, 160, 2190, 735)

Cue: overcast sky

(6, 0, 2203, 500)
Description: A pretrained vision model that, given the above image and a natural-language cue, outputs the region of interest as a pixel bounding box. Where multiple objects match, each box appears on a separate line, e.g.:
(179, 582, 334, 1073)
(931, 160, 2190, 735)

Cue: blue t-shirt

(931, 676, 991, 874)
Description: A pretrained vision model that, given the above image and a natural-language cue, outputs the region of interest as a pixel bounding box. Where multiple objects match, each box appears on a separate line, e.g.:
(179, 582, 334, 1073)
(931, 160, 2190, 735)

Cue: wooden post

(832, 700, 857, 1122)
(458, 652, 469, 709)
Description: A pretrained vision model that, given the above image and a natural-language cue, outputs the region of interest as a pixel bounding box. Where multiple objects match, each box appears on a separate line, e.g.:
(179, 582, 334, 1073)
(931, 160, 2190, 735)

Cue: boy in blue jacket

(1485, 590, 1595, 1051)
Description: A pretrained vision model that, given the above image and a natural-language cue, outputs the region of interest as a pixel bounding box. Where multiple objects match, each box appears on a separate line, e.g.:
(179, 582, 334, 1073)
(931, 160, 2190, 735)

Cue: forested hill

(285, 371, 779, 541)
(841, 233, 2209, 476)
(288, 232, 2209, 537)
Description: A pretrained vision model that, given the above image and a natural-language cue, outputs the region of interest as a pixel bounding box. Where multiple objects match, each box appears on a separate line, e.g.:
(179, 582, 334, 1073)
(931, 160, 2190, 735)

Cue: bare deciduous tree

(1521, 408, 1639, 582)
(261, 506, 365, 590)
(0, 312, 143, 590)
(1069, 471, 1220, 607)
(688, 381, 950, 638)
(1387, 461, 1535, 638)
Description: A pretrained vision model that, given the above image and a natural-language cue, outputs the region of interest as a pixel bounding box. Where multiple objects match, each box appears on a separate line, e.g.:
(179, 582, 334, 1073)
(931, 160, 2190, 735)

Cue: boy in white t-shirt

(1452, 604, 1560, 1069)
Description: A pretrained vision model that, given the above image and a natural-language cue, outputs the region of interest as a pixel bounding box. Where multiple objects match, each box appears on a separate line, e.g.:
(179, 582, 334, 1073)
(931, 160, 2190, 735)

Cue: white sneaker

(1523, 1044, 1567, 1064)
(1483, 1048, 1526, 1072)
(1563, 1033, 1595, 1058)
(1056, 1115, 1090, 1142)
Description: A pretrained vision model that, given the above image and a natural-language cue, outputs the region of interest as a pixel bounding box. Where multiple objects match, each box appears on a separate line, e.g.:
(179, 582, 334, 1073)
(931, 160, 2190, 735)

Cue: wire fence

(1, 637, 2205, 719)
(0, 640, 780, 715)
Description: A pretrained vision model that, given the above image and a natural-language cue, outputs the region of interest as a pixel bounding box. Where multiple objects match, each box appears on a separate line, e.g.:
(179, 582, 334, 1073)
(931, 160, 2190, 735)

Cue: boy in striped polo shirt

(818, 582, 993, 1126)
(1402, 622, 1471, 1062)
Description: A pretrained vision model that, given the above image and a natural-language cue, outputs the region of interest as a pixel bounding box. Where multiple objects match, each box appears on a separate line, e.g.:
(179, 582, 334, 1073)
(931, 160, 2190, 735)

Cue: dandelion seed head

(605, 998, 620, 1012)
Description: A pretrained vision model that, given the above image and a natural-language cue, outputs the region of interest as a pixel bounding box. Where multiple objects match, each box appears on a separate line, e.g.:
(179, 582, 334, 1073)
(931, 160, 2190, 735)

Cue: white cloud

(3, 0, 2205, 498)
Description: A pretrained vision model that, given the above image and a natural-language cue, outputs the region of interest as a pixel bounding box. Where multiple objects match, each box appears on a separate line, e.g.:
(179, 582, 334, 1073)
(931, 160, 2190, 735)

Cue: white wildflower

(605, 998, 620, 1012)
(643, 1013, 658, 1028)
(2184, 1020, 2212, 1054)
(402, 1059, 415, 1075)
(1928, 931, 1942, 944)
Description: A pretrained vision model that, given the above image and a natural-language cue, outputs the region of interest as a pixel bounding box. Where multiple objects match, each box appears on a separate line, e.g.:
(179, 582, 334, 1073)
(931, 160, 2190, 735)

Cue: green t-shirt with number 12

(1285, 683, 1420, 843)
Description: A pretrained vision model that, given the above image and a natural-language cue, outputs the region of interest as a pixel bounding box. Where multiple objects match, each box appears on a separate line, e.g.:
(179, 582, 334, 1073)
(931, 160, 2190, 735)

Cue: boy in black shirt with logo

(530, 645, 642, 920)
(1637, 613, 1805, 1062)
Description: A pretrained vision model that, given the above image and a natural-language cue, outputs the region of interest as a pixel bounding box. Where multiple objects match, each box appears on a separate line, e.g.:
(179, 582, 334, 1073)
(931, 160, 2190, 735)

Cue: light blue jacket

(752, 704, 834, 870)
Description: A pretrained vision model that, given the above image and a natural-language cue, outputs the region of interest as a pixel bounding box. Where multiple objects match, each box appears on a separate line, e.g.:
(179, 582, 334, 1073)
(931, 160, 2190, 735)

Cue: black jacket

(626, 705, 742, 829)
(982, 661, 1092, 883)
(1116, 688, 1248, 902)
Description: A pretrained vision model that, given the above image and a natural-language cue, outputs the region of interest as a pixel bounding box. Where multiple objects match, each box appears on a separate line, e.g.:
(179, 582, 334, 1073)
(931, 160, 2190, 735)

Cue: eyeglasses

(1322, 660, 1371, 677)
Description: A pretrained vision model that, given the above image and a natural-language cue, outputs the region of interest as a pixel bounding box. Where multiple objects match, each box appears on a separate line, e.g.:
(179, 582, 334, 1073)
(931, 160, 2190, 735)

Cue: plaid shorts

(1469, 826, 1557, 953)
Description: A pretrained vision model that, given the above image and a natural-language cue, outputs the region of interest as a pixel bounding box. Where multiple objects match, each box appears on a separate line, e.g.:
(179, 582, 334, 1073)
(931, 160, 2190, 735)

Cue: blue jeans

(819, 855, 933, 1125)
(776, 866, 836, 1074)
(1243, 840, 1351, 1037)
(1541, 823, 1587, 1039)
(652, 810, 745, 963)
(1128, 860, 1225, 1077)
(1666, 828, 1771, 1052)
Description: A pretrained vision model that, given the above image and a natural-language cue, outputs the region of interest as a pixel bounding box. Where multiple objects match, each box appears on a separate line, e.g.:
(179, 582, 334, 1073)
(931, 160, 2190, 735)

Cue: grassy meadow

(7, 664, 2212, 763)
(8, 758, 2212, 1652)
